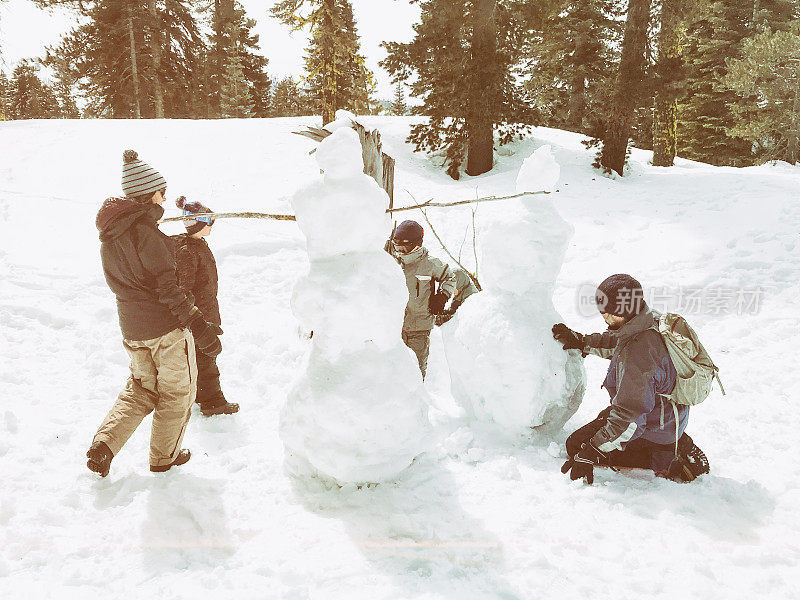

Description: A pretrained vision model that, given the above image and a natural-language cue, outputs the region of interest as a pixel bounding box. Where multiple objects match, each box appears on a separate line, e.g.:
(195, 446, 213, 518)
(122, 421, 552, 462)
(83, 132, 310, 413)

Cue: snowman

(281, 121, 432, 484)
(441, 145, 586, 440)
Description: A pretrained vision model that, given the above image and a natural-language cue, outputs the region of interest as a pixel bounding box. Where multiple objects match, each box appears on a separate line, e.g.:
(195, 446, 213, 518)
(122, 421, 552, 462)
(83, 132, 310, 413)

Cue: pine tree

(0, 72, 11, 120)
(156, 0, 204, 118)
(37, 0, 205, 118)
(382, 1, 547, 179)
(679, 0, 754, 166)
(219, 29, 253, 117)
(235, 9, 272, 117)
(525, 0, 623, 134)
(725, 27, 800, 163)
(198, 1, 270, 118)
(752, 0, 800, 31)
(9, 60, 60, 119)
(652, 0, 690, 166)
(48, 54, 82, 118)
(272, 0, 373, 125)
(271, 76, 314, 116)
(339, 0, 378, 114)
(599, 0, 652, 175)
(391, 83, 408, 115)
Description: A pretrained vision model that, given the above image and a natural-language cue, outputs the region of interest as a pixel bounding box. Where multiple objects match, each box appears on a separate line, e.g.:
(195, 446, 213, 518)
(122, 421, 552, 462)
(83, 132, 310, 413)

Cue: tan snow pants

(402, 329, 431, 379)
(93, 327, 197, 468)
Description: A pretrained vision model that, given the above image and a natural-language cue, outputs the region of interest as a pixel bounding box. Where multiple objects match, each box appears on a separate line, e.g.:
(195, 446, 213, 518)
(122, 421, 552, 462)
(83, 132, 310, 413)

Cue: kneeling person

(554, 274, 709, 484)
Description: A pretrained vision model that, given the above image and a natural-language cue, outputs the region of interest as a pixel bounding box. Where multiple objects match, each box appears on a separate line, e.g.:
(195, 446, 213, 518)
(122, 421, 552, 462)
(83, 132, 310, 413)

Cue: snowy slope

(1, 116, 799, 600)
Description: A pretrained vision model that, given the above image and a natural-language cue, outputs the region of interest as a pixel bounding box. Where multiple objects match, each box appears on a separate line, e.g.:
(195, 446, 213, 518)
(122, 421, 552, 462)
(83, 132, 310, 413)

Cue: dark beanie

(595, 274, 646, 319)
(393, 220, 424, 244)
(176, 196, 213, 235)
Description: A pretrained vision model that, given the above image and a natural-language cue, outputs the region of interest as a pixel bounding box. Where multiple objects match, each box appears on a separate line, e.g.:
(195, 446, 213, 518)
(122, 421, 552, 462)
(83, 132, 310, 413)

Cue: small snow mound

(516, 145, 560, 193)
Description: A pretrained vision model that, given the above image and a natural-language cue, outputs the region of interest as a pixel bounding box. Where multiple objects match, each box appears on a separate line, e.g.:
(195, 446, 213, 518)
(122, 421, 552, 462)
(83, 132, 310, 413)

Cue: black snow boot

(667, 434, 710, 482)
(86, 441, 114, 478)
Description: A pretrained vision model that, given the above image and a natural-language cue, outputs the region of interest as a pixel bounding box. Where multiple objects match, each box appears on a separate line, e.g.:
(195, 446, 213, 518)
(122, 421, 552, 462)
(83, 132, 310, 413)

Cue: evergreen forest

(1, 0, 798, 177)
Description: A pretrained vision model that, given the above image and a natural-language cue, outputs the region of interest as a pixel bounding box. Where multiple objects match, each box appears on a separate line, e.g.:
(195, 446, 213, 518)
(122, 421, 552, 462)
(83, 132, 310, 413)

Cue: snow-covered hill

(1, 117, 798, 600)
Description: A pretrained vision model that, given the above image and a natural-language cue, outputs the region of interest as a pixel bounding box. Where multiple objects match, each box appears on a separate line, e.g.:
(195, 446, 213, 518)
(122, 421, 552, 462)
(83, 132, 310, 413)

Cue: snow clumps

(441, 145, 586, 440)
(281, 123, 432, 485)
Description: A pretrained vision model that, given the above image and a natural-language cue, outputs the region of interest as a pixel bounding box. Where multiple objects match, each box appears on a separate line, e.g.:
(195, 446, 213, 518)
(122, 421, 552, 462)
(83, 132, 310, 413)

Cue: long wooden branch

(387, 190, 549, 213)
(160, 211, 296, 223)
(159, 190, 548, 224)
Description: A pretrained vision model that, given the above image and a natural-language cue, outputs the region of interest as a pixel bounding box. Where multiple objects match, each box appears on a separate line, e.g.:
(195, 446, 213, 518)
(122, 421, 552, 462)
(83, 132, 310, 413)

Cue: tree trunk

(567, 66, 587, 132)
(321, 0, 337, 125)
(789, 74, 800, 164)
(213, 0, 234, 118)
(127, 3, 142, 119)
(600, 0, 651, 175)
(466, 0, 497, 177)
(652, 0, 683, 166)
(148, 0, 164, 118)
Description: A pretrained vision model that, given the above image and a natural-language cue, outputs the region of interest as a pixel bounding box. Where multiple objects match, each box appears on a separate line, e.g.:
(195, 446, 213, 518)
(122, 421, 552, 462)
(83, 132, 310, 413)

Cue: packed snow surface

(282, 125, 431, 484)
(1, 116, 799, 600)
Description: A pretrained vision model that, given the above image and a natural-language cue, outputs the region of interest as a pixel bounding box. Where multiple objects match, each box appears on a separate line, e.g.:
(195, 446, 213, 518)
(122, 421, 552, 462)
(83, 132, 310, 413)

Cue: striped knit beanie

(121, 149, 167, 200)
(176, 196, 213, 235)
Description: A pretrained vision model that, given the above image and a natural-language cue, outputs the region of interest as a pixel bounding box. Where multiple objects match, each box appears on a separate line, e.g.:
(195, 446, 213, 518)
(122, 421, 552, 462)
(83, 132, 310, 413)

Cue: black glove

(429, 291, 450, 315)
(434, 308, 456, 327)
(552, 323, 584, 351)
(190, 317, 223, 357)
(561, 442, 606, 485)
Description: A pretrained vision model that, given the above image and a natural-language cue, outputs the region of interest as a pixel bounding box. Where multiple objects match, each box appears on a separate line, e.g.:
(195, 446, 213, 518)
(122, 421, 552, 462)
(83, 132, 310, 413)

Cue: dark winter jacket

(582, 308, 687, 450)
(173, 234, 221, 326)
(96, 198, 196, 341)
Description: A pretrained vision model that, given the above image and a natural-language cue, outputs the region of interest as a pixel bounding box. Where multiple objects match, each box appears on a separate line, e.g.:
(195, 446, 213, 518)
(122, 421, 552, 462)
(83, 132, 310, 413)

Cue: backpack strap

(714, 370, 727, 396)
(672, 401, 680, 458)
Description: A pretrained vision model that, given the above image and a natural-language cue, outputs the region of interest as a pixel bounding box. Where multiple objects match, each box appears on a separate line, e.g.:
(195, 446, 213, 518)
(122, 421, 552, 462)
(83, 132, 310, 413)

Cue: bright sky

(0, 0, 420, 99)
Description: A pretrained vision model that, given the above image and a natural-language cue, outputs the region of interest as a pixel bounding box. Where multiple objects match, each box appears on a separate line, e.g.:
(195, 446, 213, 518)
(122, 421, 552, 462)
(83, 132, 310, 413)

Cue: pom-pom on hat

(176, 196, 214, 235)
(393, 220, 424, 245)
(121, 149, 167, 200)
(595, 273, 646, 320)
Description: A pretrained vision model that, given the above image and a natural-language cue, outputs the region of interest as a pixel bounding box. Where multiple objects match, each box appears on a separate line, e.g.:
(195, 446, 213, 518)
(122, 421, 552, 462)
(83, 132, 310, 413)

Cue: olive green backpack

(655, 312, 725, 406)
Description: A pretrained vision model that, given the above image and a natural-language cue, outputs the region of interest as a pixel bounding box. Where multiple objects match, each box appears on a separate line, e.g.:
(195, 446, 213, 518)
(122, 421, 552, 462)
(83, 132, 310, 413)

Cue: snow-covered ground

(1, 117, 798, 600)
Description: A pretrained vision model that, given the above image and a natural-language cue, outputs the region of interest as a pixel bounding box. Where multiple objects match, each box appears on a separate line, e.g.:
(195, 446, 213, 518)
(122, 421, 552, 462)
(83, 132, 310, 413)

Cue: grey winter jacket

(582, 309, 687, 451)
(397, 247, 457, 332)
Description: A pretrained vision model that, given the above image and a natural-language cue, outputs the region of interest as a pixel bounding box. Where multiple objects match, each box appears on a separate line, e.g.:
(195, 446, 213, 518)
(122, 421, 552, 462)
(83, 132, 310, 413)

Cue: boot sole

(201, 403, 239, 417)
(150, 450, 191, 473)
